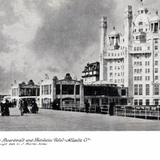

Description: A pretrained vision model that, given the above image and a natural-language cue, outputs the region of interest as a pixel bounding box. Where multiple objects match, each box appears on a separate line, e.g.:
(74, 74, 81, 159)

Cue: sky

(0, 0, 159, 94)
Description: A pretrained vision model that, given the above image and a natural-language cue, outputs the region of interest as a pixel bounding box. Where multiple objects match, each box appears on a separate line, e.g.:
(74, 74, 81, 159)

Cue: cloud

(0, 0, 160, 94)
(31, 0, 116, 77)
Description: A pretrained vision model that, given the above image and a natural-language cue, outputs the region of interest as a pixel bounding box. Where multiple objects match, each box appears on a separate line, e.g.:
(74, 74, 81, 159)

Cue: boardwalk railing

(61, 104, 85, 112)
(60, 104, 109, 114)
(114, 105, 160, 120)
(55, 104, 160, 120)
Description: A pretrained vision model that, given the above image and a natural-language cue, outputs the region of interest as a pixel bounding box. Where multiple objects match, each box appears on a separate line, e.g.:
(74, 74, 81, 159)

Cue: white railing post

(115, 106, 117, 116)
(158, 106, 159, 120)
(134, 106, 136, 118)
(145, 107, 147, 119)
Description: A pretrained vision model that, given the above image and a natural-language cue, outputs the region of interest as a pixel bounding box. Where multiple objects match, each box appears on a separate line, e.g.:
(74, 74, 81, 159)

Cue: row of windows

(109, 66, 124, 70)
(134, 68, 150, 74)
(134, 69, 142, 74)
(133, 54, 150, 59)
(134, 61, 142, 66)
(133, 28, 148, 33)
(134, 76, 151, 81)
(134, 84, 149, 96)
(109, 79, 124, 83)
(107, 52, 124, 57)
(110, 72, 124, 77)
(134, 61, 151, 67)
(134, 46, 142, 51)
(134, 76, 142, 81)
(134, 84, 160, 96)
(109, 60, 124, 64)
(134, 99, 143, 106)
(134, 99, 160, 106)
(133, 46, 150, 51)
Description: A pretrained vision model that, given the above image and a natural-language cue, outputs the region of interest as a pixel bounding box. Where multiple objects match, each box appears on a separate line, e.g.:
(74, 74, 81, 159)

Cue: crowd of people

(0, 100, 10, 116)
(0, 99, 39, 116)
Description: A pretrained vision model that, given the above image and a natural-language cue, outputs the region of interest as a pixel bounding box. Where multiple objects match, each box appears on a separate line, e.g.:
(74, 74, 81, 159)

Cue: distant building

(82, 62, 100, 84)
(84, 81, 128, 109)
(100, 1, 160, 105)
(11, 80, 40, 107)
(39, 78, 53, 109)
(0, 95, 9, 102)
(39, 73, 84, 109)
(39, 73, 128, 110)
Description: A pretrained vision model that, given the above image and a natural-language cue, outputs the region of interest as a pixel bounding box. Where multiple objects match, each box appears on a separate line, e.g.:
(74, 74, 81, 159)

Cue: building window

(145, 68, 150, 73)
(139, 84, 143, 95)
(155, 68, 158, 73)
(62, 85, 74, 95)
(154, 99, 159, 106)
(146, 99, 150, 106)
(139, 99, 143, 106)
(155, 61, 158, 65)
(145, 76, 150, 81)
(42, 85, 51, 95)
(155, 53, 158, 57)
(134, 99, 138, 105)
(155, 76, 158, 80)
(154, 85, 159, 95)
(155, 45, 158, 50)
(145, 61, 150, 66)
(110, 66, 113, 70)
(146, 84, 150, 95)
(155, 39, 158, 44)
(134, 84, 138, 95)
(154, 23, 158, 33)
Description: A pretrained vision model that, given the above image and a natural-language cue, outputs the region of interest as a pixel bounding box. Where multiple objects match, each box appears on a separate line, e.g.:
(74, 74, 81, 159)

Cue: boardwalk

(0, 108, 160, 131)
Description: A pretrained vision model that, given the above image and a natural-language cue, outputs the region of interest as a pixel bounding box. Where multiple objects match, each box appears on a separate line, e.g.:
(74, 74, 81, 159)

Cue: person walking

(109, 102, 115, 116)
(85, 100, 90, 113)
(30, 100, 39, 114)
(23, 100, 30, 113)
(19, 100, 24, 116)
(4, 100, 10, 116)
(0, 101, 5, 116)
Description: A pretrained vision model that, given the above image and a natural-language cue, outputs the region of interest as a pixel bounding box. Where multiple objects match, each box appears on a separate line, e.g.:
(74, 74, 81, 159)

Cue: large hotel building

(100, 2, 160, 106)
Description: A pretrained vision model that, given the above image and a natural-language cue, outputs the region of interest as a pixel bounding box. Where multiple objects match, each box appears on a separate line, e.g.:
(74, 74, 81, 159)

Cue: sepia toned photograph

(0, 0, 160, 131)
